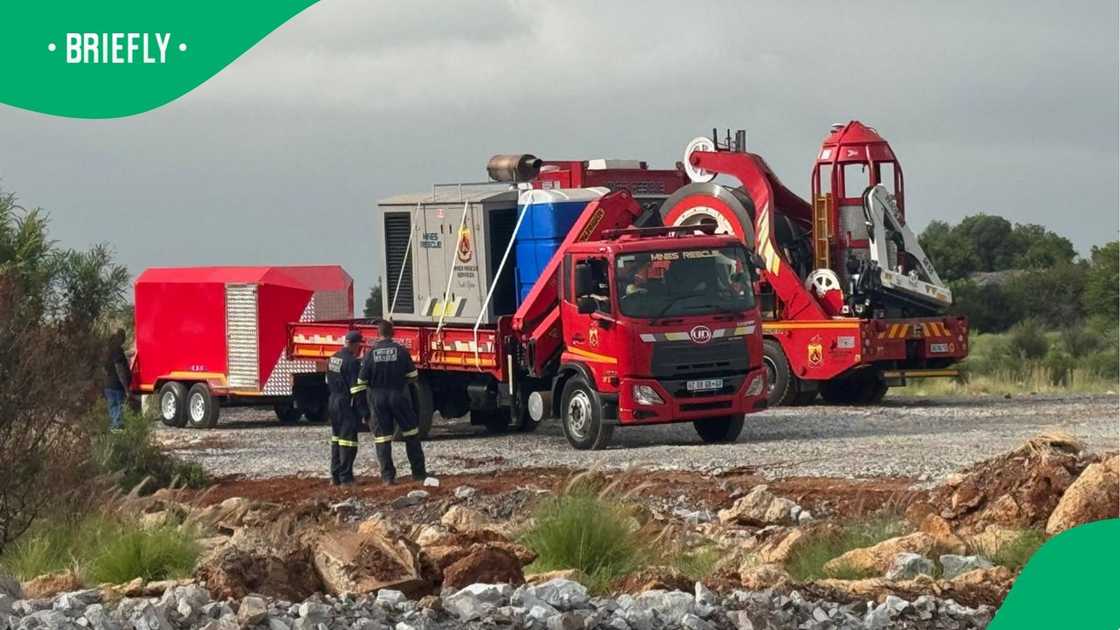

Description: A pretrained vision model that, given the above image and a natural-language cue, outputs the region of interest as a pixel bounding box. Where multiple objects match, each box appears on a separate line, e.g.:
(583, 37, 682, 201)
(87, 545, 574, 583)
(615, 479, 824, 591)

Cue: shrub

(785, 513, 907, 581)
(1007, 320, 1049, 361)
(970, 529, 1045, 571)
(93, 410, 207, 493)
(670, 545, 721, 581)
(521, 492, 645, 591)
(0, 511, 198, 583)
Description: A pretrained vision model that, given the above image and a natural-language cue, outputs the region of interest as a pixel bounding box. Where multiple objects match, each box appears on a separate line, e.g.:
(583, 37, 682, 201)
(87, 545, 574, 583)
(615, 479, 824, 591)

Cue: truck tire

(560, 375, 613, 450)
(820, 371, 887, 405)
(475, 408, 510, 434)
(274, 402, 302, 424)
(158, 382, 188, 428)
(763, 339, 796, 407)
(693, 415, 744, 443)
(186, 382, 220, 428)
(401, 377, 435, 440)
(791, 379, 819, 406)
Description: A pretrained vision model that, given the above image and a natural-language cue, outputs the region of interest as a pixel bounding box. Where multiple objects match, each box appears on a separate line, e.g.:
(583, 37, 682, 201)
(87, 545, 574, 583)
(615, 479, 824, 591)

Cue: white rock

(633, 590, 695, 625)
(406, 490, 429, 500)
(237, 596, 268, 627)
(453, 486, 478, 500)
(939, 554, 994, 580)
(514, 579, 589, 611)
(375, 589, 407, 608)
(422, 477, 440, 488)
(885, 552, 934, 580)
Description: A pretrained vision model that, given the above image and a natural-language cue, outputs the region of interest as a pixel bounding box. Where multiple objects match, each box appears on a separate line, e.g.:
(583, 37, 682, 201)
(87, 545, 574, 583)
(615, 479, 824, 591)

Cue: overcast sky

(1, 0, 1117, 307)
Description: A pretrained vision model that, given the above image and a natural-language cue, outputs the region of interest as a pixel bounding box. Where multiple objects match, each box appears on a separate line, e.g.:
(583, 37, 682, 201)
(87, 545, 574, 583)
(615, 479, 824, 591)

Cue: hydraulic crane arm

(512, 189, 642, 377)
(863, 185, 953, 308)
(686, 150, 828, 320)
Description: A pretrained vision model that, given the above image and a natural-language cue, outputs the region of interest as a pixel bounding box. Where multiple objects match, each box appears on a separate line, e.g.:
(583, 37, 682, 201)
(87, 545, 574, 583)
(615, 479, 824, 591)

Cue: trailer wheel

(158, 382, 188, 428)
(693, 415, 745, 443)
(475, 408, 510, 434)
(820, 370, 887, 405)
(186, 382, 220, 428)
(762, 339, 796, 407)
(560, 375, 613, 450)
(274, 401, 302, 424)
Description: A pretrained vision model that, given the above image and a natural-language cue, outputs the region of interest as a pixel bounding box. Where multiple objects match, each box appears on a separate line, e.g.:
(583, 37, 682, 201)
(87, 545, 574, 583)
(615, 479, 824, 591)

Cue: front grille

(649, 338, 748, 378)
(658, 374, 745, 398)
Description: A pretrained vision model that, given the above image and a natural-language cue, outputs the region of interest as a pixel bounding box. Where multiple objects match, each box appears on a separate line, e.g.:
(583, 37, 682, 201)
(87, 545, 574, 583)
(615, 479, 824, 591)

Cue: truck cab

(550, 227, 768, 449)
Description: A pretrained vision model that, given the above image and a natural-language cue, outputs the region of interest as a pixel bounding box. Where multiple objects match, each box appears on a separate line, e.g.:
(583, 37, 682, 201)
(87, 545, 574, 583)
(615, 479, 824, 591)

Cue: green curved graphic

(0, 1, 318, 119)
(989, 518, 1119, 629)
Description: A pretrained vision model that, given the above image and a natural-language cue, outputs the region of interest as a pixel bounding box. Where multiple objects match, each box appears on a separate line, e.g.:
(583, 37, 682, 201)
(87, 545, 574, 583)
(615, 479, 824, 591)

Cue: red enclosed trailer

(133, 265, 353, 428)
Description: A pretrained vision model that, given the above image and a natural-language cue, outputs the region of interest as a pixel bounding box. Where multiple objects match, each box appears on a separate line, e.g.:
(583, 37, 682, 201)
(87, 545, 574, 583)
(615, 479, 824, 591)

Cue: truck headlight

(745, 375, 765, 397)
(632, 384, 664, 406)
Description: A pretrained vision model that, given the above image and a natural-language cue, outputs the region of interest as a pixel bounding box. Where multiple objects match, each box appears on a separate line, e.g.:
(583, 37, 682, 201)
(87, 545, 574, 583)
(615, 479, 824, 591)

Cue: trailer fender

(552, 362, 618, 423)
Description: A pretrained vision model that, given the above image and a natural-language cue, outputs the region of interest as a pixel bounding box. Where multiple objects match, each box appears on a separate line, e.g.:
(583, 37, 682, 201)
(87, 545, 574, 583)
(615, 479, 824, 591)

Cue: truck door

(560, 254, 620, 383)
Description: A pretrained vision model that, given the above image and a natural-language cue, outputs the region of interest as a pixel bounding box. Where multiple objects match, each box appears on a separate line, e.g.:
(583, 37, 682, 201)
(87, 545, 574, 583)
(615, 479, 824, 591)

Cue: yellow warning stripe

(763, 322, 860, 331)
(567, 346, 619, 364)
(373, 435, 392, 444)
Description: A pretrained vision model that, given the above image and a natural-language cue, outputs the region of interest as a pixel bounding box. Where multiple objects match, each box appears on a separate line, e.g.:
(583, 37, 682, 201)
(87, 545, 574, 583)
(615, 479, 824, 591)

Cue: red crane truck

(658, 122, 968, 406)
(288, 187, 769, 450)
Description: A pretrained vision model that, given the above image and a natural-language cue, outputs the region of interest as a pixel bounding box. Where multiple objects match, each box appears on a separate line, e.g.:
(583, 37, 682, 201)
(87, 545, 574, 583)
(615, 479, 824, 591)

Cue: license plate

(687, 378, 723, 392)
(930, 343, 949, 353)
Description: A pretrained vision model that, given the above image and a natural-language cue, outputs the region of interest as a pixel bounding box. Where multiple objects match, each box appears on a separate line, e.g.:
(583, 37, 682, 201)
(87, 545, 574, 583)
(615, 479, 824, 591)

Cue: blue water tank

(514, 188, 608, 304)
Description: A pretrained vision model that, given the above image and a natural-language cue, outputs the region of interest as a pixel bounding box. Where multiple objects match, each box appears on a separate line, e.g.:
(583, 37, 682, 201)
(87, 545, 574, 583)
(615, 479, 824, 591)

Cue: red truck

(289, 188, 769, 449)
(660, 122, 968, 405)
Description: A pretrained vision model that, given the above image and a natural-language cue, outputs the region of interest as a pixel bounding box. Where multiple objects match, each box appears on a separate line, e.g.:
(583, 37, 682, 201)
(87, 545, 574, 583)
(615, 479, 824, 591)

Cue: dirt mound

(442, 546, 524, 590)
(917, 433, 1096, 533)
(197, 544, 323, 601)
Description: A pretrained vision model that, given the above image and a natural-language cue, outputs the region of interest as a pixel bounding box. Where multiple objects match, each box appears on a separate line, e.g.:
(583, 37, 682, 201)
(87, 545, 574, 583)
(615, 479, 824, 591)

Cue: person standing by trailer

(326, 330, 366, 486)
(359, 320, 428, 485)
(104, 329, 131, 433)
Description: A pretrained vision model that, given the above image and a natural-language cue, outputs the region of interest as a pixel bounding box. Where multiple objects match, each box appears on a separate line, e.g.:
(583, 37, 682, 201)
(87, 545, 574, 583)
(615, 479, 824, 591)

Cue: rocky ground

(154, 395, 1118, 481)
(5, 395, 1116, 629)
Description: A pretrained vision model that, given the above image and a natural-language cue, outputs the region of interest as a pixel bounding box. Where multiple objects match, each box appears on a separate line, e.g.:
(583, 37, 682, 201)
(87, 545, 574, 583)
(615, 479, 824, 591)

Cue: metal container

(380, 184, 520, 325)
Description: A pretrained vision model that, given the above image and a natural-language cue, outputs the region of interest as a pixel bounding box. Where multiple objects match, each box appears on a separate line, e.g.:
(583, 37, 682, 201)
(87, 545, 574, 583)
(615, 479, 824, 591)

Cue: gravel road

(155, 394, 1118, 481)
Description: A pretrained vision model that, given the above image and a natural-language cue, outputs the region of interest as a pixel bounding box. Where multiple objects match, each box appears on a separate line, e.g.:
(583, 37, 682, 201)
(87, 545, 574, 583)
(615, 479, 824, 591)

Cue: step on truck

(289, 170, 769, 449)
(658, 122, 969, 406)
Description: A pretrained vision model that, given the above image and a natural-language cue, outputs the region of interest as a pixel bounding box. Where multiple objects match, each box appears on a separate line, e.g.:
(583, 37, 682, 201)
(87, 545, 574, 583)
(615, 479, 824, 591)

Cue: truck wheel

(792, 379, 819, 406)
(158, 382, 188, 428)
(186, 382, 220, 428)
(693, 415, 745, 443)
(819, 377, 856, 404)
(561, 376, 613, 450)
(274, 402, 302, 424)
(402, 377, 435, 440)
(763, 339, 795, 407)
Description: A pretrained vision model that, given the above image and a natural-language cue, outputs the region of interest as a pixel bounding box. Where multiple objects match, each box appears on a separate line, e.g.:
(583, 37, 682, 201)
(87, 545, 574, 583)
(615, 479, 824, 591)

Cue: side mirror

(574, 262, 594, 297)
(577, 296, 598, 314)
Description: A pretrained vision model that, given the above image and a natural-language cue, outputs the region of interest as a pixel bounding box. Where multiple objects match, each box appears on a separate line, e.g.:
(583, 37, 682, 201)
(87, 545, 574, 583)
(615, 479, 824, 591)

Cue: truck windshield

(615, 246, 756, 318)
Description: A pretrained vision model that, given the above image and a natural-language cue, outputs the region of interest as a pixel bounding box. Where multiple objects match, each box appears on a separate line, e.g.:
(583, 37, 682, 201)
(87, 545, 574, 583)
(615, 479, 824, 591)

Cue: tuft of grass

(971, 529, 1046, 571)
(86, 525, 198, 584)
(93, 410, 208, 493)
(521, 492, 646, 592)
(670, 545, 721, 581)
(785, 514, 907, 581)
(0, 512, 199, 584)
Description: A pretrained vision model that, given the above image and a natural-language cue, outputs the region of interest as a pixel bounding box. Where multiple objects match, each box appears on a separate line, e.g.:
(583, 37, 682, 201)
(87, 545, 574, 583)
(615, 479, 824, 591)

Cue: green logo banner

(989, 518, 1119, 629)
(0, 1, 318, 118)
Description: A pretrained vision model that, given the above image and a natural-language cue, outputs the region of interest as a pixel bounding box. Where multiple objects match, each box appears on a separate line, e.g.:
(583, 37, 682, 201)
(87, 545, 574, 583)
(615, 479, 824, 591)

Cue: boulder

(440, 506, 495, 534)
(196, 543, 322, 601)
(1045, 455, 1119, 535)
(822, 532, 935, 576)
(939, 554, 994, 580)
(718, 486, 801, 527)
(943, 566, 1015, 606)
(737, 563, 790, 590)
(311, 528, 427, 597)
(924, 433, 1091, 533)
(236, 596, 268, 627)
(442, 546, 524, 590)
(22, 571, 82, 599)
(443, 583, 511, 621)
(884, 553, 934, 580)
(917, 514, 967, 554)
(512, 578, 590, 611)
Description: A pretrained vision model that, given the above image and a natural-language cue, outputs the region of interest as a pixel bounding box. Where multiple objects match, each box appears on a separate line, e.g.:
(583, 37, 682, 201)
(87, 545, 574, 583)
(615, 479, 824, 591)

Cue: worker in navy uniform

(326, 330, 367, 486)
(358, 319, 427, 485)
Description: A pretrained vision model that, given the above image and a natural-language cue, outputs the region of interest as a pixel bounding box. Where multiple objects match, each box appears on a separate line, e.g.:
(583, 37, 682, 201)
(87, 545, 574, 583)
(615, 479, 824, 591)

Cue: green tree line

(919, 213, 1118, 332)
